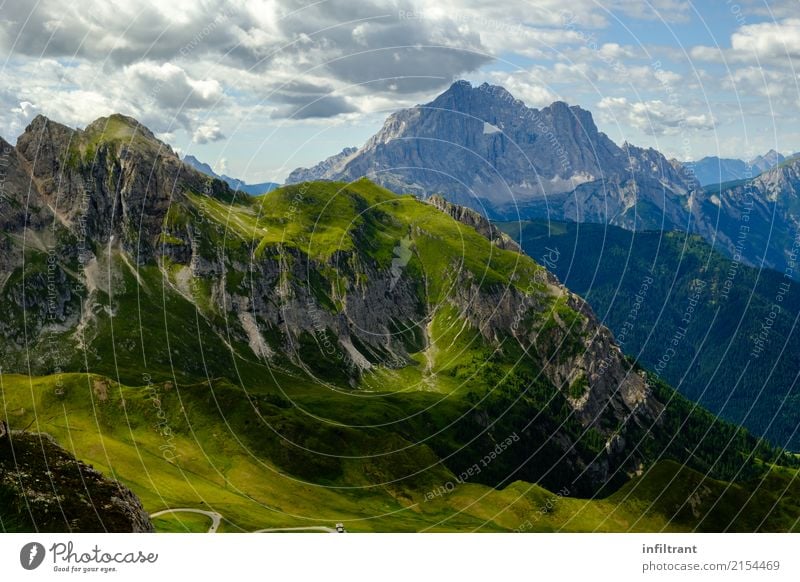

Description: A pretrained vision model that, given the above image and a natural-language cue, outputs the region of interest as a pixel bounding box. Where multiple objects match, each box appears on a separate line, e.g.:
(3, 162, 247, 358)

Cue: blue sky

(1, 0, 798, 183)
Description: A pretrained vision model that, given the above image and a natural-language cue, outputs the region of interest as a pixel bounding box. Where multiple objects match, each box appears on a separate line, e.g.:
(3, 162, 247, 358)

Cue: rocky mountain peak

(749, 149, 786, 173)
(428, 80, 526, 116)
(11, 114, 227, 262)
(286, 80, 695, 225)
(17, 114, 78, 157)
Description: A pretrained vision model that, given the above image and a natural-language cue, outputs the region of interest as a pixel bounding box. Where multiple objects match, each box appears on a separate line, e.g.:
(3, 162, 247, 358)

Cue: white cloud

(485, 73, 559, 107)
(598, 96, 715, 136)
(192, 121, 225, 144)
(731, 18, 800, 59)
(126, 62, 224, 110)
(11, 101, 39, 119)
(724, 66, 800, 109)
(691, 19, 800, 66)
(216, 157, 228, 175)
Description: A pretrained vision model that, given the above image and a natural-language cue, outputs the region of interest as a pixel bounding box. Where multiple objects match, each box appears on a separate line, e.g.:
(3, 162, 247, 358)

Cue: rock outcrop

(0, 426, 153, 532)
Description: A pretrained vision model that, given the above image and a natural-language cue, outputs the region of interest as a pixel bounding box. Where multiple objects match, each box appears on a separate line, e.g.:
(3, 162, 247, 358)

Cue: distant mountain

(499, 220, 800, 449)
(287, 80, 698, 229)
(289, 81, 800, 279)
(749, 149, 785, 173)
(182, 153, 216, 176)
(685, 156, 751, 186)
(286, 146, 358, 183)
(685, 151, 795, 187)
(690, 157, 800, 276)
(183, 153, 279, 195)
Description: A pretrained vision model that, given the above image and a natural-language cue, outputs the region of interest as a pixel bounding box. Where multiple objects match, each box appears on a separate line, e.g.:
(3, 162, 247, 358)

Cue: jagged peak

(21, 113, 76, 138)
(429, 79, 525, 111)
(18, 112, 172, 158)
(423, 80, 606, 139)
(758, 151, 800, 178)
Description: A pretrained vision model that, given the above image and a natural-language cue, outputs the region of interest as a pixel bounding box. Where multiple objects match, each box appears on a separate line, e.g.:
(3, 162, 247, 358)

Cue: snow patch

(483, 121, 502, 135)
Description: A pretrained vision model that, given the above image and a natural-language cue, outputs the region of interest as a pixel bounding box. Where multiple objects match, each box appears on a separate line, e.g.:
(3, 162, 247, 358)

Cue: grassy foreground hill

(2, 372, 798, 532)
(0, 114, 796, 531)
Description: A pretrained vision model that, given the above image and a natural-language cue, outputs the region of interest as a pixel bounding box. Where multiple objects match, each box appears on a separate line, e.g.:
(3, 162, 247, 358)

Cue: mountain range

(685, 150, 797, 187)
(183, 153, 279, 195)
(287, 80, 800, 278)
(0, 112, 796, 532)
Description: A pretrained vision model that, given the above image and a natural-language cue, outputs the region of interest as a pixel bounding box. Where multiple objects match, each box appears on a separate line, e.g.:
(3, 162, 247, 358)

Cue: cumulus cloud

(0, 0, 499, 123)
(0, 0, 242, 65)
(597, 96, 715, 136)
(269, 80, 358, 119)
(731, 19, 800, 59)
(0, 0, 710, 139)
(691, 19, 800, 66)
(192, 120, 225, 144)
(724, 67, 800, 109)
(11, 100, 40, 121)
(485, 73, 559, 107)
(126, 62, 224, 109)
(0, 0, 792, 171)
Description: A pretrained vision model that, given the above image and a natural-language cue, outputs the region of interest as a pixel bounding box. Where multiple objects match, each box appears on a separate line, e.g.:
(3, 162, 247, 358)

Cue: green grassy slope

(2, 372, 797, 532)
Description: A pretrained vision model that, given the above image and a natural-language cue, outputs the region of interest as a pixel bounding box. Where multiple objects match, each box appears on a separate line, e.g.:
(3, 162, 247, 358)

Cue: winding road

(150, 508, 222, 533)
(150, 508, 340, 533)
(254, 526, 337, 533)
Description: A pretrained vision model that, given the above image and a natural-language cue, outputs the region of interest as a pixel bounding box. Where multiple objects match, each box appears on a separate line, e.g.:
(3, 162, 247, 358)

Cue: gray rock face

(286, 80, 698, 228)
(0, 114, 229, 366)
(690, 157, 800, 274)
(14, 114, 217, 263)
(287, 146, 358, 184)
(749, 149, 785, 174)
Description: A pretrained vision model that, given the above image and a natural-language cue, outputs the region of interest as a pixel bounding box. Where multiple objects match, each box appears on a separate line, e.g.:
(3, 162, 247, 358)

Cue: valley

(499, 220, 800, 450)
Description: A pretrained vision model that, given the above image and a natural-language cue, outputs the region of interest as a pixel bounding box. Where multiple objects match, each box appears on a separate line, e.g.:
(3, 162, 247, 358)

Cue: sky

(1, 0, 799, 183)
